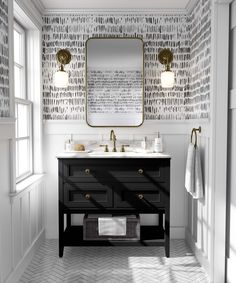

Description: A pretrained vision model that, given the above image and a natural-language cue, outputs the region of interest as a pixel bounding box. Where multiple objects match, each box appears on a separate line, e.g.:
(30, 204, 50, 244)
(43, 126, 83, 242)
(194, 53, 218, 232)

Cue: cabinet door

(64, 183, 113, 208)
(114, 182, 168, 210)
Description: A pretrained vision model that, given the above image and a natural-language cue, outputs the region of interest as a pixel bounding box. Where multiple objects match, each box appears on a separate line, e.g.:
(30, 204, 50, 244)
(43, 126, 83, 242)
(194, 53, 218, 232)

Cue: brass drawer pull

(138, 169, 143, 175)
(85, 193, 91, 200)
(85, 169, 90, 175)
(137, 194, 144, 200)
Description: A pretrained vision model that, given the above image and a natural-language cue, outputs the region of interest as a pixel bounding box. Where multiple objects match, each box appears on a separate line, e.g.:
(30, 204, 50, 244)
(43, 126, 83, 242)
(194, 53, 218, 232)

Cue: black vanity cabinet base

(58, 158, 170, 258)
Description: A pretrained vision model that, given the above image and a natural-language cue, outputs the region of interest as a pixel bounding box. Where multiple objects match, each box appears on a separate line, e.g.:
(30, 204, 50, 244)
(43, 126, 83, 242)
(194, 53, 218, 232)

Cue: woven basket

(83, 214, 140, 241)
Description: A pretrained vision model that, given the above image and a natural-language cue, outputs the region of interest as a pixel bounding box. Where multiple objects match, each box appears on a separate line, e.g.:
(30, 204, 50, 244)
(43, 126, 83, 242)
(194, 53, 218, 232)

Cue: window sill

(10, 174, 45, 199)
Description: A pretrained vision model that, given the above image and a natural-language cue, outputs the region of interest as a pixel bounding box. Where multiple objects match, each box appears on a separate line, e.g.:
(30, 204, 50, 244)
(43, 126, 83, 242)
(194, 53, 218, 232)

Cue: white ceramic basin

(88, 151, 137, 157)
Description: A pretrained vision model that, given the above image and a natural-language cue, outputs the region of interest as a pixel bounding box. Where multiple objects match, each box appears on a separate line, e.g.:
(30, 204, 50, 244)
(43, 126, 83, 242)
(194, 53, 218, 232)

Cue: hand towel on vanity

(185, 143, 204, 199)
(98, 217, 126, 236)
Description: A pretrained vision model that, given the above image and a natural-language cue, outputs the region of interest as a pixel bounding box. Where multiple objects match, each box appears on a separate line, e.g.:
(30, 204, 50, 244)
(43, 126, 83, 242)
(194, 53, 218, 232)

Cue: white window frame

(14, 21, 26, 100)
(14, 20, 33, 183)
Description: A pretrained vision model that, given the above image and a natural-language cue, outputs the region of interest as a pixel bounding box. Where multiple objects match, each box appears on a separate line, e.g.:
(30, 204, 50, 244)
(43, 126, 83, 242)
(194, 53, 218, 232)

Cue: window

(14, 21, 33, 182)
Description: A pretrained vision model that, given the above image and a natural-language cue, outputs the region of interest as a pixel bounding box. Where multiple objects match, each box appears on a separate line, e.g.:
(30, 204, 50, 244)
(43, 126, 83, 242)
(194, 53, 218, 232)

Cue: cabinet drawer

(61, 159, 169, 183)
(114, 183, 167, 209)
(109, 166, 164, 182)
(64, 183, 113, 208)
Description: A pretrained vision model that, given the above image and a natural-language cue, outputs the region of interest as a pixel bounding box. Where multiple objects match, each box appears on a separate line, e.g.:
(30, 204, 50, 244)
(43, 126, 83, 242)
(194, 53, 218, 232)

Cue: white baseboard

(170, 226, 185, 239)
(185, 228, 210, 280)
(5, 229, 45, 283)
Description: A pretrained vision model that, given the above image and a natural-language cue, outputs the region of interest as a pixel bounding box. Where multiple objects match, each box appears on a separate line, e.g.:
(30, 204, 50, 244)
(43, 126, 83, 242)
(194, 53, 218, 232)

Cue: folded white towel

(98, 217, 126, 236)
(185, 143, 195, 194)
(185, 143, 204, 199)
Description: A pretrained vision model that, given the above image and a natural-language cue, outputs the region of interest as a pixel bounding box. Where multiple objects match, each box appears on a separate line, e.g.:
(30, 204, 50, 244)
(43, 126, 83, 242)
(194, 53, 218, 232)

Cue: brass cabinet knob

(137, 194, 144, 200)
(85, 169, 90, 175)
(85, 193, 91, 199)
(138, 169, 143, 174)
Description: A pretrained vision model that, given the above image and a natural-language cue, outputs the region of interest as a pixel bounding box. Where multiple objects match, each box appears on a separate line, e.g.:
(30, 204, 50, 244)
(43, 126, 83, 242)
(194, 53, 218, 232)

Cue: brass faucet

(110, 130, 117, 152)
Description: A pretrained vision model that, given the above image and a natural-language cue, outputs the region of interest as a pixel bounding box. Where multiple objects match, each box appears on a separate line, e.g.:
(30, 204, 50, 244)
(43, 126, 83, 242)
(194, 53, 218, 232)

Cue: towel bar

(191, 126, 201, 147)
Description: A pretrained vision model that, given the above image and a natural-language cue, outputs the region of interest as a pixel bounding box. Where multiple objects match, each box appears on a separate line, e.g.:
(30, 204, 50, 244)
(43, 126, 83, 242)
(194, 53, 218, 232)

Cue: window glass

(14, 21, 33, 182)
(17, 104, 29, 137)
(14, 29, 21, 65)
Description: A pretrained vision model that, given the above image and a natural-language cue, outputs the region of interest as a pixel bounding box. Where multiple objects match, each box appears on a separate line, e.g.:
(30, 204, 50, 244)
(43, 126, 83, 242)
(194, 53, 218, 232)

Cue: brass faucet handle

(120, 145, 130, 152)
(100, 144, 109, 152)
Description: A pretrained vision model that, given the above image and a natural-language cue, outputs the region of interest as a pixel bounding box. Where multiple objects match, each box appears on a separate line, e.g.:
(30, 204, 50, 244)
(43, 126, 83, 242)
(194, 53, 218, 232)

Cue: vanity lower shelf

(62, 225, 165, 246)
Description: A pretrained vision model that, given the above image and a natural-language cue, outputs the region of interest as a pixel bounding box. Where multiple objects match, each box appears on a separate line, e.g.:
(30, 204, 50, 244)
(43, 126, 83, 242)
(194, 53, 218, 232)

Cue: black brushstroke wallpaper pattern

(0, 0, 9, 117)
(42, 0, 211, 120)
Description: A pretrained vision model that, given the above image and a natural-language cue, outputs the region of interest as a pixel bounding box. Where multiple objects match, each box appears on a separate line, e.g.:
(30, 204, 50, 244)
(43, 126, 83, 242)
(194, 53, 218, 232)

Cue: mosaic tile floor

(20, 240, 209, 283)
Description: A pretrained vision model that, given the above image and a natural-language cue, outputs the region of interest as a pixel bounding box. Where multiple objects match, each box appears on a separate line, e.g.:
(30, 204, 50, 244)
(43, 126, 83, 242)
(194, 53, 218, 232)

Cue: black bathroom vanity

(57, 153, 171, 257)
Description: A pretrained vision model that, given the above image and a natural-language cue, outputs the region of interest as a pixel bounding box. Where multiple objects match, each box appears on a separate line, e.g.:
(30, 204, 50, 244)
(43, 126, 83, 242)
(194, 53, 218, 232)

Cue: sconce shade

(161, 70, 175, 88)
(54, 49, 71, 88)
(54, 70, 69, 88)
(158, 48, 174, 88)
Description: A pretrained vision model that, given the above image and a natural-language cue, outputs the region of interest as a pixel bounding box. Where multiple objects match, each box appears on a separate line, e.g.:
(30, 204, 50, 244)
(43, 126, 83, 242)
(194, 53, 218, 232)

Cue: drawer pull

(137, 194, 144, 200)
(85, 193, 91, 200)
(138, 169, 143, 175)
(85, 169, 90, 175)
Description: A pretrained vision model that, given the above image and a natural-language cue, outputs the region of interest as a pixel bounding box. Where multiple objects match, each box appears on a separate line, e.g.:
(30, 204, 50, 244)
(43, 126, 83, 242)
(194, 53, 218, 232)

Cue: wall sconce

(158, 49, 175, 88)
(54, 49, 71, 88)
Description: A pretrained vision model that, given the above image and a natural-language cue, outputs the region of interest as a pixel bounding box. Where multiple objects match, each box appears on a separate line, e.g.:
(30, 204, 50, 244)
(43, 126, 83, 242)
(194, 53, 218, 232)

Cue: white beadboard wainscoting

(43, 120, 212, 275)
(0, 120, 45, 283)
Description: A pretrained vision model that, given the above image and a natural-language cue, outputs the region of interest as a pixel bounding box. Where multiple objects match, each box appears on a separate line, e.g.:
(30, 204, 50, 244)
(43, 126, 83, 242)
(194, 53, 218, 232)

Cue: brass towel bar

(191, 126, 201, 147)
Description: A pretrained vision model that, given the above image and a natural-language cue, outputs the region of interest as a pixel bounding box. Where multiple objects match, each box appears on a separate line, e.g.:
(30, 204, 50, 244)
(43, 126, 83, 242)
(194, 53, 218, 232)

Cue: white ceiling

(37, 0, 191, 10)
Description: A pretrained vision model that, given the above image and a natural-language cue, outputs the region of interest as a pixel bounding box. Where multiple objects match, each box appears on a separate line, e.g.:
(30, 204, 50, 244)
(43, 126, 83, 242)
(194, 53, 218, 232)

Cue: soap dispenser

(141, 136, 147, 150)
(154, 132, 163, 153)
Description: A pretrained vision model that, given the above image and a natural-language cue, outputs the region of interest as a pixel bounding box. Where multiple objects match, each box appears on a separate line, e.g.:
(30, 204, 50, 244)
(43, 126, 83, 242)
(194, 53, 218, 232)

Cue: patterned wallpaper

(42, 1, 211, 121)
(0, 0, 9, 117)
(188, 0, 211, 119)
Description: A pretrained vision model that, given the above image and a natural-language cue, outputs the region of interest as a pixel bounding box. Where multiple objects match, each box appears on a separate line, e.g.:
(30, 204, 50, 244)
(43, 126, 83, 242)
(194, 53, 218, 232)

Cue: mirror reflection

(86, 38, 144, 127)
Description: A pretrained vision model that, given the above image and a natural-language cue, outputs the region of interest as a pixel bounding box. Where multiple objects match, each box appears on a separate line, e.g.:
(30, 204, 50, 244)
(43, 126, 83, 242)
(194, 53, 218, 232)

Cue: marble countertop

(56, 151, 171, 159)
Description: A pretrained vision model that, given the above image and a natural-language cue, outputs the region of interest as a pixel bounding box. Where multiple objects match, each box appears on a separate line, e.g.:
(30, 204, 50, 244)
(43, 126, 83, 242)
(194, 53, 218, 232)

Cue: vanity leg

(59, 202, 64, 257)
(165, 207, 170, 258)
(67, 213, 71, 228)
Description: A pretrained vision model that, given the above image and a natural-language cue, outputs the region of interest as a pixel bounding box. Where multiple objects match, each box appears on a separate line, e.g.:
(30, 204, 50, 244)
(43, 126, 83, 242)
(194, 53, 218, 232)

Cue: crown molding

(43, 8, 187, 15)
(185, 0, 198, 14)
(31, 0, 45, 15)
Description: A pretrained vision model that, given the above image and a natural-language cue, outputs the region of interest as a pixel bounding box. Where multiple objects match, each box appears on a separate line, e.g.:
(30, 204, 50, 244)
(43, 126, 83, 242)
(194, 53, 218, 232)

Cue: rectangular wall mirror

(86, 38, 144, 127)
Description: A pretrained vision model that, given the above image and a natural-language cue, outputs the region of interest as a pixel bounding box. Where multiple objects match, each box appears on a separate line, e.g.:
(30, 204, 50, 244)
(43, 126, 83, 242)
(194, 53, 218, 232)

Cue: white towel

(185, 143, 204, 199)
(185, 143, 195, 194)
(194, 146, 204, 199)
(98, 217, 126, 236)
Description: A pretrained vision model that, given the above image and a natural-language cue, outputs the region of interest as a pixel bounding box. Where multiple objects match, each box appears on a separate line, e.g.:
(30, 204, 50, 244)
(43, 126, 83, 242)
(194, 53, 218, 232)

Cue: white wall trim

(170, 226, 185, 239)
(229, 89, 236, 109)
(31, 0, 45, 15)
(186, 228, 210, 279)
(210, 1, 230, 282)
(227, 256, 236, 283)
(43, 8, 187, 15)
(5, 229, 45, 283)
(43, 120, 211, 137)
(14, 0, 43, 28)
(0, 124, 14, 140)
(10, 174, 45, 200)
